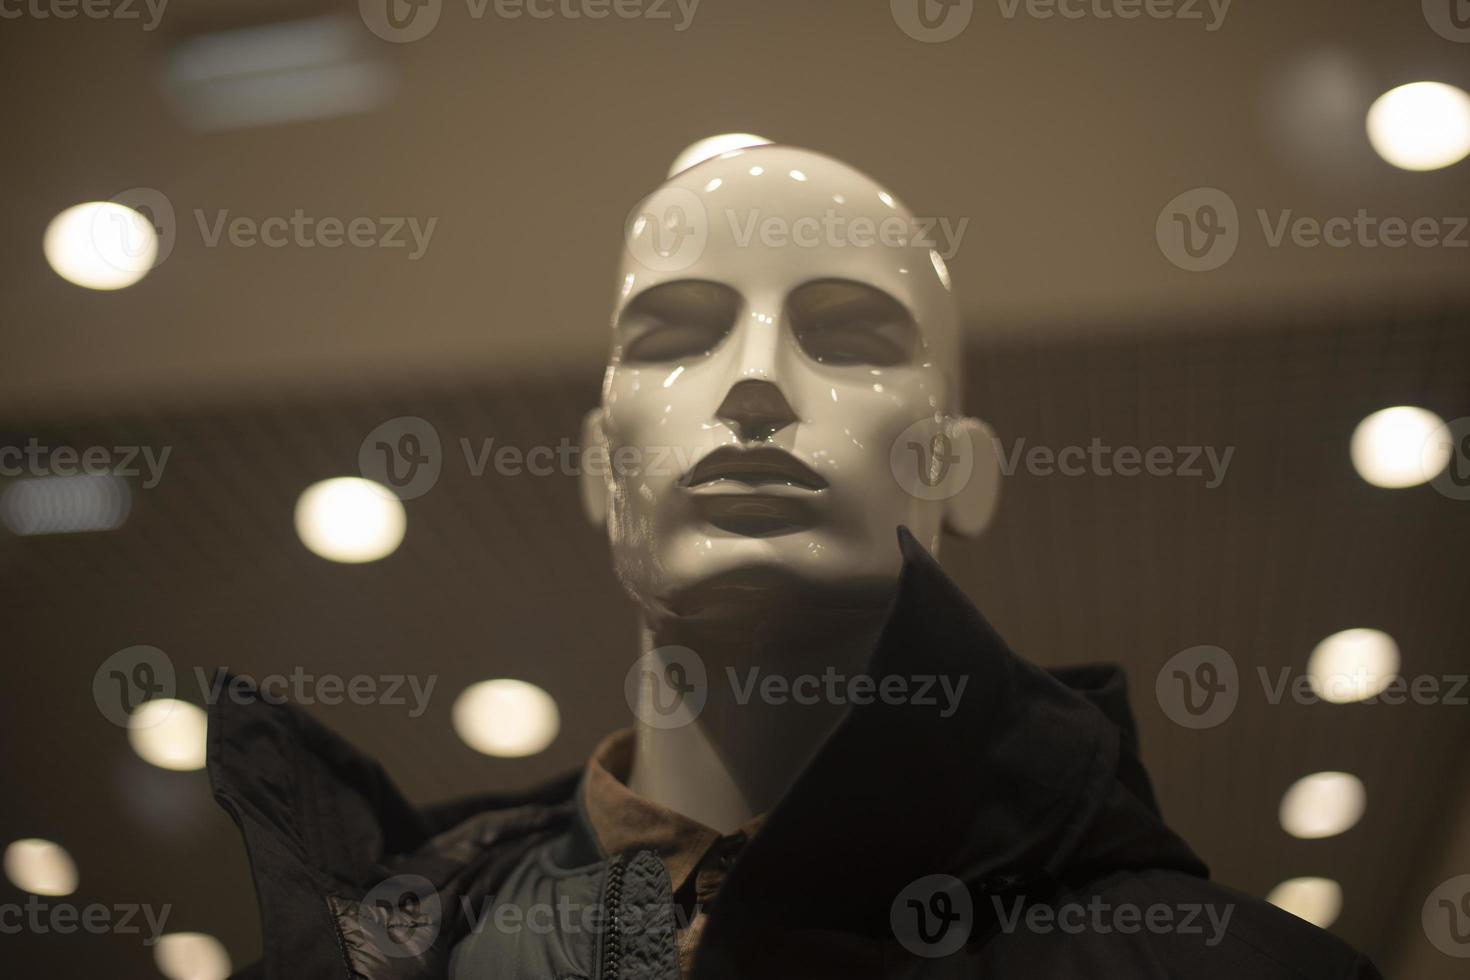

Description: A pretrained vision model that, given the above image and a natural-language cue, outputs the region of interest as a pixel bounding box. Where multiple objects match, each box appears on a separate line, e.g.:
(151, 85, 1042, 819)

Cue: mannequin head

(582, 139, 998, 622)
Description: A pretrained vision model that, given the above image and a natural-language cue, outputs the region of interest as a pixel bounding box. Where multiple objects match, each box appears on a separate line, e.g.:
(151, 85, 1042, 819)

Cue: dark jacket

(209, 529, 1382, 979)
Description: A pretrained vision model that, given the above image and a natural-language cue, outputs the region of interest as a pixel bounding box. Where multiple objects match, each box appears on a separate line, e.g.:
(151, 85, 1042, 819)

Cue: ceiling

(3, 0, 1470, 976)
(2, 0, 1469, 419)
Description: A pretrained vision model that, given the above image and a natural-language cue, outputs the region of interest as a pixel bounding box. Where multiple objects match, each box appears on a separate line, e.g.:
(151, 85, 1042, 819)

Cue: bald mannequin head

(582, 141, 998, 621)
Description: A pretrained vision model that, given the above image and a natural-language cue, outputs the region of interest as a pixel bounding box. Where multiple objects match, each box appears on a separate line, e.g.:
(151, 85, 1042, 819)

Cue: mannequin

(213, 136, 1379, 980)
(579, 137, 1001, 833)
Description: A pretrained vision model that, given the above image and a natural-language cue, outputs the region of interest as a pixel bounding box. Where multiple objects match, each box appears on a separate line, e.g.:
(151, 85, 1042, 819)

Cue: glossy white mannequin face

(583, 143, 997, 620)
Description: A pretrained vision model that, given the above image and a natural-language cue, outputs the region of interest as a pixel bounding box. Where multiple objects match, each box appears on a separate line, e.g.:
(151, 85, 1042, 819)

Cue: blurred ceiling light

(452, 679, 560, 757)
(1366, 82, 1470, 171)
(1350, 406, 1450, 488)
(3, 839, 78, 897)
(668, 133, 773, 177)
(44, 202, 157, 290)
(155, 932, 232, 980)
(0, 474, 130, 535)
(1307, 628, 1400, 704)
(128, 699, 208, 772)
(1267, 877, 1342, 928)
(294, 477, 406, 563)
(1280, 771, 1366, 840)
(163, 16, 394, 132)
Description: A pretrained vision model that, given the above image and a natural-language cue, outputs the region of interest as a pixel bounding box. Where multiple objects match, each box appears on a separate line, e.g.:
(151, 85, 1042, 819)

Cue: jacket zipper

(601, 854, 626, 980)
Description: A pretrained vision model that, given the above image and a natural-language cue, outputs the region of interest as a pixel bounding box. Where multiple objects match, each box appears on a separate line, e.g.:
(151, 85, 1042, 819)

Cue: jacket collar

(690, 527, 1205, 968)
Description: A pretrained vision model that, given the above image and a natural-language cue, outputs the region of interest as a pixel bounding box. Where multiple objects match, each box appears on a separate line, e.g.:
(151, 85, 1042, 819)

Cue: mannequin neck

(627, 582, 894, 835)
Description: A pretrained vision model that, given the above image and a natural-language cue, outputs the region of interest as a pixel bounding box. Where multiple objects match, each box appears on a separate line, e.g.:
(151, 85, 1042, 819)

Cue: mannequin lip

(681, 446, 829, 492)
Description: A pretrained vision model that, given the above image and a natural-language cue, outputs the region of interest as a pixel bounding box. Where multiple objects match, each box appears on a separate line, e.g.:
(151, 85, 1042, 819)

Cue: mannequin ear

(943, 416, 1001, 538)
(579, 407, 609, 527)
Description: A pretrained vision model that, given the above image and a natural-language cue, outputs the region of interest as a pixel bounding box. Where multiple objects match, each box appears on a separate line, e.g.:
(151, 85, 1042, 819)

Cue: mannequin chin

(581, 143, 1000, 629)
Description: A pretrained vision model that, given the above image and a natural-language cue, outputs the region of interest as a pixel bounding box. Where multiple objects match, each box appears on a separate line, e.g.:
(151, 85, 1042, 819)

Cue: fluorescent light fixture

(0, 474, 130, 535)
(163, 16, 395, 132)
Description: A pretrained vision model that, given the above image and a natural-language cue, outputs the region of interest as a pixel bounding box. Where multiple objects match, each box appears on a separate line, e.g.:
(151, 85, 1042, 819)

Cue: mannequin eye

(618, 280, 740, 363)
(788, 280, 917, 367)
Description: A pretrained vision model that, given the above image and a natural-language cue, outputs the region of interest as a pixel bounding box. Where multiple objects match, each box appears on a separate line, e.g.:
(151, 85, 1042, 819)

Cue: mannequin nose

(716, 379, 797, 442)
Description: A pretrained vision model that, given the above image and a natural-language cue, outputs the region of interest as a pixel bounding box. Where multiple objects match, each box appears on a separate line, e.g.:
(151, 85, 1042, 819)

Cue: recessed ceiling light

(1350, 406, 1450, 488)
(128, 699, 208, 772)
(1280, 771, 1366, 840)
(44, 202, 157, 290)
(1366, 81, 1470, 171)
(294, 477, 405, 563)
(1307, 628, 1400, 704)
(1267, 877, 1342, 928)
(155, 932, 233, 980)
(3, 838, 78, 896)
(452, 679, 560, 758)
